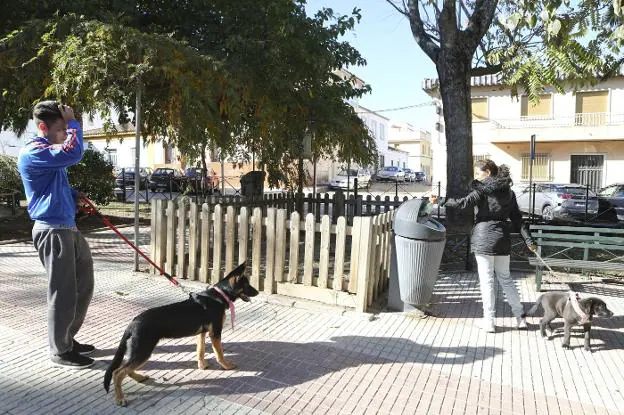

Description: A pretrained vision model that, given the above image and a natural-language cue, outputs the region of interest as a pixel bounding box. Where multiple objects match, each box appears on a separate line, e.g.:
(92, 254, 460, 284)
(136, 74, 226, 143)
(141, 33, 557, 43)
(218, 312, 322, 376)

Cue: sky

(306, 0, 439, 130)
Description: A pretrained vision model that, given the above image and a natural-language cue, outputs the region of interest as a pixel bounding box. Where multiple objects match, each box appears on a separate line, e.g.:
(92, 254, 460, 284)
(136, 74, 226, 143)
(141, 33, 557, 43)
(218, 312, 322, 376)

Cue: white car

(329, 168, 371, 189)
(376, 166, 406, 182)
(403, 168, 416, 182)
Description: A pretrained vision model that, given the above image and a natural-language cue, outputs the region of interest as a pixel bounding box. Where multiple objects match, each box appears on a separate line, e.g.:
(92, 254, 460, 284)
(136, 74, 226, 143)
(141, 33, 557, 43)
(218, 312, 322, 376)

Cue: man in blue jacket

(18, 101, 95, 369)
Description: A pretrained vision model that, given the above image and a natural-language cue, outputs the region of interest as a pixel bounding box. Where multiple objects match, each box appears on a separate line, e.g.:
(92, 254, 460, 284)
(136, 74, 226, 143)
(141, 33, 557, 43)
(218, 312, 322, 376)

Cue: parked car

(513, 183, 618, 223)
(403, 168, 416, 182)
(329, 168, 372, 189)
(598, 183, 624, 221)
(376, 166, 406, 182)
(414, 171, 427, 183)
(184, 167, 219, 193)
(115, 167, 152, 190)
(148, 168, 186, 192)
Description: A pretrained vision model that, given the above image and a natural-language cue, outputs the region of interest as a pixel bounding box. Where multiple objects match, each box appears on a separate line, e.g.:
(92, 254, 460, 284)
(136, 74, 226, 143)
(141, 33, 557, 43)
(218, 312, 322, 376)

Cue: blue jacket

(17, 119, 84, 226)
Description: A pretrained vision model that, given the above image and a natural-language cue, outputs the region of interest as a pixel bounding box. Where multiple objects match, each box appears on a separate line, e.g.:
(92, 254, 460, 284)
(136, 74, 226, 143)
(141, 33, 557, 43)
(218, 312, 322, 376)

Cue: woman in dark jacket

(445, 159, 536, 333)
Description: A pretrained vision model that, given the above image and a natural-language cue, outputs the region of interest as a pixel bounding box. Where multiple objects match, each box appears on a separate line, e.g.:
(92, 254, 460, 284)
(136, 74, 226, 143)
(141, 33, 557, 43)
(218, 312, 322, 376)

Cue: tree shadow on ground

(93, 336, 505, 397)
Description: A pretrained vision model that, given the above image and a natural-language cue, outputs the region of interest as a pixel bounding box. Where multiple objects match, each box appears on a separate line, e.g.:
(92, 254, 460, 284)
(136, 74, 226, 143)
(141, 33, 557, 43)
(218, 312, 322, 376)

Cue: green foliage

(0, 155, 22, 195)
(67, 149, 115, 205)
(0, 0, 377, 190)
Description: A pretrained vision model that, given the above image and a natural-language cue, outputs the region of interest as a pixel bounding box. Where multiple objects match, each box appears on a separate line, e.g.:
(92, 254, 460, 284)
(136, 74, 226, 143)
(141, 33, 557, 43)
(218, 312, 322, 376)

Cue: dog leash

(212, 286, 235, 330)
(78, 196, 188, 295)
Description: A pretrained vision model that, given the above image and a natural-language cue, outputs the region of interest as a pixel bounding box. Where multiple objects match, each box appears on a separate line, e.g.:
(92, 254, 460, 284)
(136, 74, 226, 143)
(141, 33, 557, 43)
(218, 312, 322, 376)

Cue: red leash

(78, 196, 181, 288)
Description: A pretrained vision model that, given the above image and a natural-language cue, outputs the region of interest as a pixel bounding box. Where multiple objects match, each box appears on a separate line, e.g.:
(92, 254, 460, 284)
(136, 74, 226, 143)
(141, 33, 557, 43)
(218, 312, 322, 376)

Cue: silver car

(403, 168, 416, 182)
(329, 168, 371, 189)
(513, 183, 617, 223)
(376, 166, 406, 182)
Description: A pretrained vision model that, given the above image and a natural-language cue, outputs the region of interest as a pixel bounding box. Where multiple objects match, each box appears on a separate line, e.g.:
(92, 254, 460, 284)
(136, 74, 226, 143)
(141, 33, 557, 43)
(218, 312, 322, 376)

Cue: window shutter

(471, 98, 488, 122)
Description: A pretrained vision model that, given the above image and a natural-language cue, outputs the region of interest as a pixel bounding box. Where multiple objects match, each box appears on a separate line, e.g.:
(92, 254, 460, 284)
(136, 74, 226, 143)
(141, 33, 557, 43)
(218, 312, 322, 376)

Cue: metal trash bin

(393, 198, 446, 307)
(240, 171, 265, 198)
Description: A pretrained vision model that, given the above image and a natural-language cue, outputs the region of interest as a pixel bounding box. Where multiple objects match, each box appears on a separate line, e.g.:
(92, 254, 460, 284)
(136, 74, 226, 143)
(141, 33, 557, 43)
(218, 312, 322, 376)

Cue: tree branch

(386, 0, 408, 17)
(462, 0, 499, 52)
(438, 0, 458, 45)
(405, 0, 440, 63)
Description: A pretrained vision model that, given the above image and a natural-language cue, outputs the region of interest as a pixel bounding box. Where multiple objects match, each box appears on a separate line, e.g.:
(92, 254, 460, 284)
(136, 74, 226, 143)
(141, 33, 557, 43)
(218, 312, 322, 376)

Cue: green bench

(528, 224, 624, 291)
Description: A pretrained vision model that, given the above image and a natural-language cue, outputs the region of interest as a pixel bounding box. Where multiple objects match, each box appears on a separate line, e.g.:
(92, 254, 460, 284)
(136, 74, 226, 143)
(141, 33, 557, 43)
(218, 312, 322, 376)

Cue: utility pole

(133, 80, 142, 271)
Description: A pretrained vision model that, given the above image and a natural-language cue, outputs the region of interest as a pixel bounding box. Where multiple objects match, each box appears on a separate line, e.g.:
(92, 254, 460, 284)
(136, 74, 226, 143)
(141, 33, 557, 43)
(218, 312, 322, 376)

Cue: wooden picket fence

(150, 197, 395, 311)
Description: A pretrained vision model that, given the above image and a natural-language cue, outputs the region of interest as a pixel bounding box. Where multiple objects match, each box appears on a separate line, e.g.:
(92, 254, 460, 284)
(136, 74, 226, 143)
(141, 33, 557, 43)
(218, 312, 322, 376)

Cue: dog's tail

(104, 325, 132, 393)
(526, 295, 544, 316)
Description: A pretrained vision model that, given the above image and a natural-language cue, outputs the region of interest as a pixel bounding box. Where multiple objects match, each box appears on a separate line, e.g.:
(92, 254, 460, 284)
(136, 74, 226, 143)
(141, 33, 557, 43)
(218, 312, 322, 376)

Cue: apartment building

(388, 122, 433, 179)
(423, 71, 624, 191)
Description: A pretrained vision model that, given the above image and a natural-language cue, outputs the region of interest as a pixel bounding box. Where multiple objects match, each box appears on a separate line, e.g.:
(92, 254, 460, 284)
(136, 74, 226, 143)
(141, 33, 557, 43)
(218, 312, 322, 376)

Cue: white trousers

(474, 254, 524, 321)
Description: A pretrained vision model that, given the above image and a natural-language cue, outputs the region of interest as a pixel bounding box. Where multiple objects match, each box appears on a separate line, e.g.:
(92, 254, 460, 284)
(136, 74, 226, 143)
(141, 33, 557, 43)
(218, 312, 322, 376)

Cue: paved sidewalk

(0, 227, 623, 414)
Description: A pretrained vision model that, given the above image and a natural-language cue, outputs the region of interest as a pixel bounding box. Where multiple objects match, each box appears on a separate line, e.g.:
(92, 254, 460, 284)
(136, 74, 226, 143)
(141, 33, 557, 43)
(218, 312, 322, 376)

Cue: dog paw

(134, 374, 149, 383)
(115, 398, 127, 407)
(561, 344, 571, 350)
(584, 346, 592, 352)
(198, 360, 209, 370)
(218, 360, 237, 370)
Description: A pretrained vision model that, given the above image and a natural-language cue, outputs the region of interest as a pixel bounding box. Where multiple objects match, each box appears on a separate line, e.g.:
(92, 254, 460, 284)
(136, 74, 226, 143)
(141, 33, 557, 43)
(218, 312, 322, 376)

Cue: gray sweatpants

(32, 228, 94, 356)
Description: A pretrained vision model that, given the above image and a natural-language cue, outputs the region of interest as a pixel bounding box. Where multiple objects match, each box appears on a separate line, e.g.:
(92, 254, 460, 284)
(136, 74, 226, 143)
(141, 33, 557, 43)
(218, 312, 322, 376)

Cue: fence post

(238, 206, 249, 266)
(188, 201, 199, 280)
(211, 204, 223, 284)
(251, 207, 262, 289)
(225, 205, 236, 274)
(165, 200, 177, 275)
(177, 197, 188, 279)
(274, 209, 287, 284)
(150, 199, 157, 270)
(200, 203, 211, 283)
(265, 208, 276, 293)
(303, 213, 315, 286)
(288, 211, 301, 284)
(356, 216, 374, 313)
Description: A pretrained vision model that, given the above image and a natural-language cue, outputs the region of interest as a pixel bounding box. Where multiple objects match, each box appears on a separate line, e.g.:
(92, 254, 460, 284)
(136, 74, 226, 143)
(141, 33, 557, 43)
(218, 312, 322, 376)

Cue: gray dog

(527, 291, 614, 351)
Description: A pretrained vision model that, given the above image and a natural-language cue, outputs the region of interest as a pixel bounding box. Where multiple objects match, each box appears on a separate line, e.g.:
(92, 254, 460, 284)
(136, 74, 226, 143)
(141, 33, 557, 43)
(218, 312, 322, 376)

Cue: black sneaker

(50, 350, 95, 369)
(73, 340, 96, 355)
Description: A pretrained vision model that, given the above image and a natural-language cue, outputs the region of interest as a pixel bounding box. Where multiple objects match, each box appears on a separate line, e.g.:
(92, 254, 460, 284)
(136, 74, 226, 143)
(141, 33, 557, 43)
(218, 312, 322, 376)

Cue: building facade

(423, 72, 624, 191)
(388, 122, 433, 179)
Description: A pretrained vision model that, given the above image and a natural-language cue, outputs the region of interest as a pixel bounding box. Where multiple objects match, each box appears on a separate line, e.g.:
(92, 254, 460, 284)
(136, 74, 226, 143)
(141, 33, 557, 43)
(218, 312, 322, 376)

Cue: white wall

(0, 121, 38, 157)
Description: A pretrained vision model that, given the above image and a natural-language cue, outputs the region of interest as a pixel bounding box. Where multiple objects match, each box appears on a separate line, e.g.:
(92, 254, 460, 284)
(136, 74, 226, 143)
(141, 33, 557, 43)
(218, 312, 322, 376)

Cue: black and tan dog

(527, 291, 614, 351)
(104, 262, 258, 406)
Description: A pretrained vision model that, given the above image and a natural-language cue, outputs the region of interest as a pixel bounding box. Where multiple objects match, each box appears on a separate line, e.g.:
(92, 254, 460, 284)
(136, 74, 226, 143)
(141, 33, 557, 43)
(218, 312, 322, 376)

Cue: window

(130, 147, 136, 164)
(521, 94, 552, 118)
(371, 120, 378, 138)
(521, 153, 551, 181)
(105, 149, 117, 166)
(471, 98, 488, 122)
(575, 91, 608, 126)
(379, 124, 386, 141)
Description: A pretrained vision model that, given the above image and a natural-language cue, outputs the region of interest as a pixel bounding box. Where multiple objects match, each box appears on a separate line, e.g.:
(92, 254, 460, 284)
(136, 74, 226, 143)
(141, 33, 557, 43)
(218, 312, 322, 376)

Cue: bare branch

(462, 0, 499, 52)
(386, 0, 409, 17)
(406, 0, 441, 63)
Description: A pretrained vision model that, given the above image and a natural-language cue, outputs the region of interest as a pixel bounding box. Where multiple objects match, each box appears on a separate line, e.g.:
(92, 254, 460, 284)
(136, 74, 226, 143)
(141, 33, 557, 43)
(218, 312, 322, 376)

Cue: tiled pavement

(0, 227, 623, 414)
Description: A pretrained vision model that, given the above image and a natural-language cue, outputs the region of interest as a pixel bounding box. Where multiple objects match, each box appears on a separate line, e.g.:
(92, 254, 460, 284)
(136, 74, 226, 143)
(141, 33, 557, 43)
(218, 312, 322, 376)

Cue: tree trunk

(437, 50, 474, 233)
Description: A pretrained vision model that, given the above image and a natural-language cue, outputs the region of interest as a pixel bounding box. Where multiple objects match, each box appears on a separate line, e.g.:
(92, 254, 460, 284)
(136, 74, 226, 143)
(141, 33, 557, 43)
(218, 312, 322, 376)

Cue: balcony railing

(491, 112, 624, 129)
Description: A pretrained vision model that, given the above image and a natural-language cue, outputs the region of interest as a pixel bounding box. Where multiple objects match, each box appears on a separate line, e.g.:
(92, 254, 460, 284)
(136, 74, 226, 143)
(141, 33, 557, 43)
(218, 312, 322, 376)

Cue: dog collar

(212, 286, 235, 330)
(568, 291, 590, 324)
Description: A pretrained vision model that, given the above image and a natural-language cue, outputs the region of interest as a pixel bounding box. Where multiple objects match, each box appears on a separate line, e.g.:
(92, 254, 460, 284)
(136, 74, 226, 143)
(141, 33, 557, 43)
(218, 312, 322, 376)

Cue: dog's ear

(222, 263, 247, 287)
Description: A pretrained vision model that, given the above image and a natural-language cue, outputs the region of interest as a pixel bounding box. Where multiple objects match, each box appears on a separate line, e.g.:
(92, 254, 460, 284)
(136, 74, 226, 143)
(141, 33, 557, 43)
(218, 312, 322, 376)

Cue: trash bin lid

(393, 198, 445, 241)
